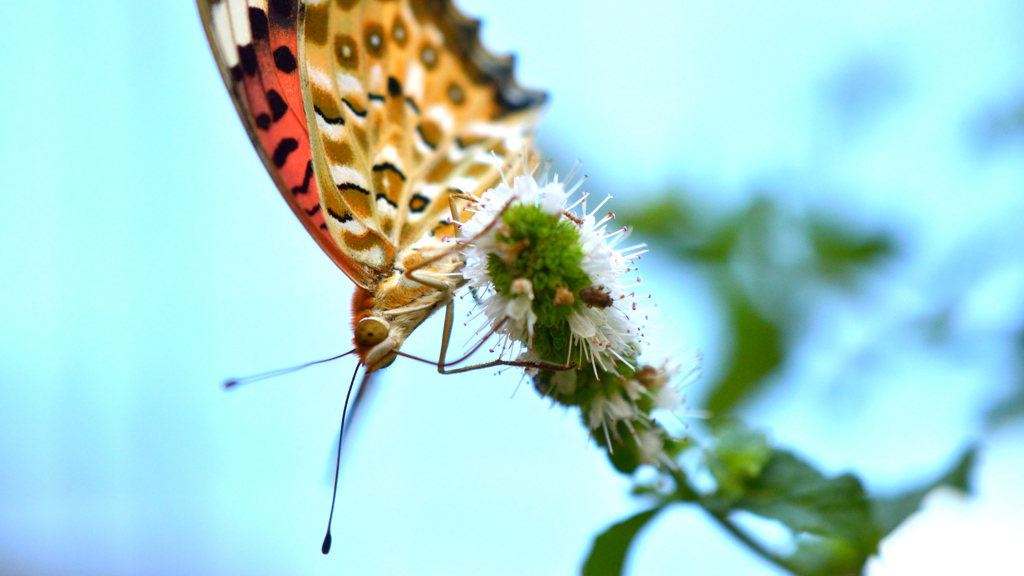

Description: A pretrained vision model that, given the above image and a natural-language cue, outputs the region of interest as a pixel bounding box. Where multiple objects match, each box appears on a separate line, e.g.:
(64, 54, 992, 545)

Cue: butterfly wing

(197, 0, 375, 285)
(198, 0, 545, 287)
(298, 0, 547, 280)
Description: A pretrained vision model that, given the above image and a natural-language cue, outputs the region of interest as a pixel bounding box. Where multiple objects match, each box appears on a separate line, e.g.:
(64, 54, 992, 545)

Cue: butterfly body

(198, 0, 545, 371)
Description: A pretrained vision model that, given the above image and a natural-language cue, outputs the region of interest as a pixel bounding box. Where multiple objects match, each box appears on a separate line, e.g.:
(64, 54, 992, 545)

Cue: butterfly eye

(355, 317, 390, 347)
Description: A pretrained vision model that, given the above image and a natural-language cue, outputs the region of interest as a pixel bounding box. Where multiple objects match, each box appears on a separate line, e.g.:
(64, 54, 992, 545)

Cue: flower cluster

(458, 156, 697, 468)
(460, 160, 648, 371)
(533, 356, 697, 471)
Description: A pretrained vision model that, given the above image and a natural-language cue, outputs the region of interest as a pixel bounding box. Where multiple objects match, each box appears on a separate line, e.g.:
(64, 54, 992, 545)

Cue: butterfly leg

(433, 300, 571, 374)
(448, 191, 476, 235)
(402, 196, 567, 374)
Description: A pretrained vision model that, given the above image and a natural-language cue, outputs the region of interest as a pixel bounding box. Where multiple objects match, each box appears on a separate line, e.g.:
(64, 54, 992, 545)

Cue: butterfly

(197, 0, 547, 373)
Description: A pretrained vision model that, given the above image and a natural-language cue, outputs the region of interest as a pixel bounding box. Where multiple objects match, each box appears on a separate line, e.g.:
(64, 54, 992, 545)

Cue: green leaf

(870, 446, 977, 537)
(619, 194, 738, 263)
(807, 218, 893, 286)
(734, 451, 879, 552)
(787, 536, 863, 576)
(582, 506, 665, 576)
(620, 195, 697, 242)
(602, 421, 645, 475)
(704, 291, 784, 416)
(705, 421, 772, 504)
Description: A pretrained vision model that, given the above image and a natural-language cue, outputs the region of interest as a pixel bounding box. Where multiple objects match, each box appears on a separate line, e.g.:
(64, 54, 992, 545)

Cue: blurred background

(2, 1, 1024, 574)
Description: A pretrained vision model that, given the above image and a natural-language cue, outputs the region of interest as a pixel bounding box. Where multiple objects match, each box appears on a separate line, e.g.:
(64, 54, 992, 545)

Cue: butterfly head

(354, 316, 402, 372)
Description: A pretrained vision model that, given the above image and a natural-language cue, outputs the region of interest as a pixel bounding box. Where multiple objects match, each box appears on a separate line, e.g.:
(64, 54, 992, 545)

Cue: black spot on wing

(372, 162, 406, 181)
(314, 105, 344, 125)
(387, 76, 401, 97)
(368, 93, 385, 103)
(328, 207, 353, 223)
(427, 219, 449, 237)
(273, 138, 299, 168)
(292, 160, 314, 195)
(256, 114, 271, 130)
(338, 182, 371, 196)
(229, 65, 243, 82)
(269, 0, 292, 20)
(273, 46, 297, 73)
(375, 193, 398, 208)
(342, 98, 367, 118)
(305, 204, 321, 216)
(416, 125, 437, 150)
(404, 96, 420, 114)
(238, 44, 258, 76)
(409, 193, 430, 213)
(267, 89, 288, 121)
(249, 7, 269, 41)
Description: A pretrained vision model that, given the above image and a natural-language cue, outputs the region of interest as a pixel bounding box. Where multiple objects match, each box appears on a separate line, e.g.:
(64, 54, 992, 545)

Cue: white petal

(507, 295, 532, 321)
(567, 311, 597, 338)
(654, 385, 682, 410)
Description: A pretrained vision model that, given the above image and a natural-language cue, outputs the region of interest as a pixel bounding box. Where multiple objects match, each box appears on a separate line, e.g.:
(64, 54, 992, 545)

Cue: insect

(579, 285, 614, 308)
(197, 0, 549, 374)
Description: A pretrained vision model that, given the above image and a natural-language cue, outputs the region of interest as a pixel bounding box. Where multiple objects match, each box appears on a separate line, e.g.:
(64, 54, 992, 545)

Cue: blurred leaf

(688, 220, 741, 263)
(787, 536, 862, 576)
(870, 446, 977, 536)
(604, 421, 644, 475)
(622, 194, 738, 263)
(627, 194, 891, 417)
(694, 424, 883, 573)
(807, 218, 893, 285)
(986, 383, 1024, 428)
(611, 424, 974, 576)
(581, 506, 666, 576)
(733, 451, 879, 552)
(705, 291, 784, 415)
(705, 421, 772, 504)
(621, 194, 696, 241)
(986, 333, 1024, 428)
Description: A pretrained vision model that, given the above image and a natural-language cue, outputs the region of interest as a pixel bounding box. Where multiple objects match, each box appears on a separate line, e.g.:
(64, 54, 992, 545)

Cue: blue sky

(2, 1, 1023, 574)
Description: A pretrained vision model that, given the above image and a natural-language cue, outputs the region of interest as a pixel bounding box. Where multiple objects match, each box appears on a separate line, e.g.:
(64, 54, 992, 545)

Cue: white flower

(653, 385, 683, 411)
(586, 392, 639, 430)
(548, 369, 578, 396)
(585, 386, 670, 465)
(505, 278, 537, 338)
(563, 192, 652, 370)
(459, 157, 649, 371)
(636, 428, 667, 465)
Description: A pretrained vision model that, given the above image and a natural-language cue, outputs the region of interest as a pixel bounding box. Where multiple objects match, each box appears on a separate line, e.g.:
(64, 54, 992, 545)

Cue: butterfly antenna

(223, 350, 357, 389)
(322, 361, 362, 555)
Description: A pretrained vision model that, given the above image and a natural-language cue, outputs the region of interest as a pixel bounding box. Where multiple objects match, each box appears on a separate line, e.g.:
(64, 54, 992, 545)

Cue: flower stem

(701, 509, 801, 575)
(667, 468, 802, 575)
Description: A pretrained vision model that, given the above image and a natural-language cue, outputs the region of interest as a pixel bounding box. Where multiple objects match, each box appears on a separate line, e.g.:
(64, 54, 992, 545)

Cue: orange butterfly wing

(300, 0, 548, 279)
(197, 0, 372, 285)
(198, 0, 546, 291)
